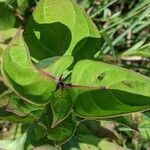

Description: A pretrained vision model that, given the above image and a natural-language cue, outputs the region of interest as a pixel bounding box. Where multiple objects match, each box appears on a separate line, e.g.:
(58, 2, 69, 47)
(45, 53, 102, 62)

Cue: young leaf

(71, 60, 150, 118)
(44, 55, 74, 78)
(51, 88, 72, 128)
(24, 0, 101, 60)
(1, 31, 57, 105)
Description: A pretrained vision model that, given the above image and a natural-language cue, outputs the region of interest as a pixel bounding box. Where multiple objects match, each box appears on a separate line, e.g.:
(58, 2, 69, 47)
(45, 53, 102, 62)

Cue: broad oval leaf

(71, 60, 150, 118)
(1, 31, 56, 105)
(24, 0, 101, 60)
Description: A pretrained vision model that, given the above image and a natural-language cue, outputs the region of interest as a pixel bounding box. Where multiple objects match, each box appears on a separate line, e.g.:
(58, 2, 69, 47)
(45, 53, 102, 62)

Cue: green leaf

(1, 31, 57, 105)
(47, 114, 78, 145)
(6, 93, 43, 117)
(51, 88, 72, 127)
(24, 0, 101, 61)
(38, 56, 74, 127)
(0, 3, 15, 30)
(25, 123, 48, 146)
(0, 92, 42, 123)
(37, 103, 53, 129)
(0, 107, 35, 123)
(76, 120, 101, 136)
(44, 55, 74, 78)
(71, 60, 150, 118)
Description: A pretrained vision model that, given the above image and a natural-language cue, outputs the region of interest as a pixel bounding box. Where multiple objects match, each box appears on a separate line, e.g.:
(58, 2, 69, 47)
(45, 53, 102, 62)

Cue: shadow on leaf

(24, 17, 101, 61)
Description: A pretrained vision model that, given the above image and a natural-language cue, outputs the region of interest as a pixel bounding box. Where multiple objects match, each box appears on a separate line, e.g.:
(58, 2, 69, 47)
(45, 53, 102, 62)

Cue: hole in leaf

(98, 72, 106, 81)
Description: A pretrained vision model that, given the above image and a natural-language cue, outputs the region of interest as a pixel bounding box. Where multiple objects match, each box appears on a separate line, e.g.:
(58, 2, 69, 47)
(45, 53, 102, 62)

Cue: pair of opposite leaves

(1, 0, 150, 121)
(1, 31, 150, 121)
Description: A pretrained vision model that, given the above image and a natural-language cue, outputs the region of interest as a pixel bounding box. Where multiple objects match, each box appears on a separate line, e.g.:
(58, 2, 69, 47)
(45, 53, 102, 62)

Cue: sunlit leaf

(71, 60, 150, 118)
(1, 31, 56, 105)
(44, 55, 74, 78)
(24, 0, 101, 60)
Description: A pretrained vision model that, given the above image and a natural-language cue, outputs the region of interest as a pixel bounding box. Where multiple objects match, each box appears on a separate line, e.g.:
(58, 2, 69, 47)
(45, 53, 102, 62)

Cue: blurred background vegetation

(0, 0, 150, 149)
